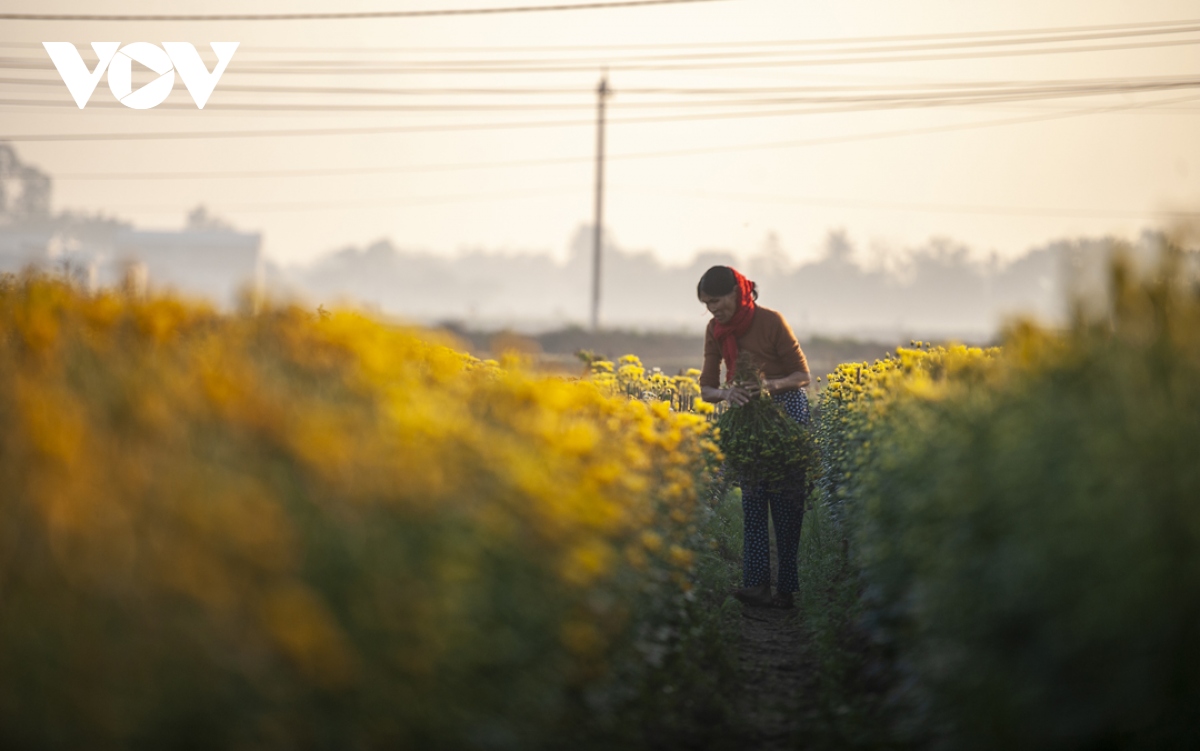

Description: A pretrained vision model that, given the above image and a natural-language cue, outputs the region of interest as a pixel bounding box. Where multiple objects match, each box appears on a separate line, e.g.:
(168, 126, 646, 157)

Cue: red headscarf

(711, 267, 757, 382)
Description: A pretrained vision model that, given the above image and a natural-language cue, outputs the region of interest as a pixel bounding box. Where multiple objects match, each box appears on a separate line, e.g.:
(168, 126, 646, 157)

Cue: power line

(259, 37, 1200, 73)
(262, 16, 1200, 50)
(6, 73, 1199, 97)
(643, 187, 1200, 220)
(34, 93, 1200, 221)
(0, 77, 599, 95)
(9, 28, 1200, 77)
(49, 156, 591, 180)
(5, 79, 1199, 141)
(0, 97, 601, 112)
(6, 77, 1198, 112)
(17, 35, 1188, 75)
(84, 182, 1200, 221)
(17, 21, 1189, 67)
(86, 185, 589, 214)
(89, 22, 1200, 63)
(602, 91, 1200, 161)
(31, 91, 1200, 182)
(8, 79, 1199, 108)
(0, 0, 734, 22)
(5, 16, 1195, 51)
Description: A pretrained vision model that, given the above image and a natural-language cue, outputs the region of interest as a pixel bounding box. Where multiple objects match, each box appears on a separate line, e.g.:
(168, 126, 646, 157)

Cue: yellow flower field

(800, 247, 1200, 749)
(0, 275, 720, 750)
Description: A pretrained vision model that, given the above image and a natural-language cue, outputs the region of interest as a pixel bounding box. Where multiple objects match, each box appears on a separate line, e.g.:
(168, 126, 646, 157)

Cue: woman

(697, 265, 811, 609)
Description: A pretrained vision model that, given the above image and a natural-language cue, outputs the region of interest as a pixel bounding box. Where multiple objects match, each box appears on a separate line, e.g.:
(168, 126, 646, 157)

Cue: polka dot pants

(741, 389, 810, 594)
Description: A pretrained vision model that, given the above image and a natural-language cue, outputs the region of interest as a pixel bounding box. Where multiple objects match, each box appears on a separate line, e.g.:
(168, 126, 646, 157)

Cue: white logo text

(42, 42, 239, 109)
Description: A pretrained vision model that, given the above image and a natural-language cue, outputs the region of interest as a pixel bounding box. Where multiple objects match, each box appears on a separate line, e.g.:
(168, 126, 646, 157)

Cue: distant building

(0, 223, 262, 309)
(1, 143, 261, 308)
(0, 226, 56, 269)
(111, 227, 262, 308)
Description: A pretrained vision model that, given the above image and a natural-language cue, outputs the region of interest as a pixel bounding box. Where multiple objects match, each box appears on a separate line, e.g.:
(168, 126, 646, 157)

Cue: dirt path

(733, 605, 824, 751)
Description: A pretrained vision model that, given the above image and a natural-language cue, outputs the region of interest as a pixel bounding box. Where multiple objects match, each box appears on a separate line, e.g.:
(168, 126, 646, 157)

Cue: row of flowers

(0, 275, 724, 750)
(801, 246, 1200, 749)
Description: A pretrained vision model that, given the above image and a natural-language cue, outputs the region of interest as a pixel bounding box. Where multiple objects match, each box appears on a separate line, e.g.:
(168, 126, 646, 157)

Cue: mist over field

(271, 224, 1145, 340)
(5, 140, 1177, 343)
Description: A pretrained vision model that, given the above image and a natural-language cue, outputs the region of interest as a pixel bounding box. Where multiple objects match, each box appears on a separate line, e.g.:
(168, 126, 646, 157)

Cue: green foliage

(590, 485, 747, 751)
(0, 275, 728, 751)
(799, 342, 995, 749)
(715, 354, 812, 491)
(803, 244, 1200, 749)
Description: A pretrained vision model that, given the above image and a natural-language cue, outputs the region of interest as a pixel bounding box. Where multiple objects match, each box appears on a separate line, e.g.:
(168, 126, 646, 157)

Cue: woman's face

(699, 289, 739, 324)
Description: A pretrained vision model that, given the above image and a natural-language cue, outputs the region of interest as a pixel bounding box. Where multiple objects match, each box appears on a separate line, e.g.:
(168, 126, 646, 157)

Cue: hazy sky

(3, 0, 1198, 267)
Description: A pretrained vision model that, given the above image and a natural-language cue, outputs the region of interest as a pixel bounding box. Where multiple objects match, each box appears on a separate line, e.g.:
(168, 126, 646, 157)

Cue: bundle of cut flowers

(714, 353, 811, 493)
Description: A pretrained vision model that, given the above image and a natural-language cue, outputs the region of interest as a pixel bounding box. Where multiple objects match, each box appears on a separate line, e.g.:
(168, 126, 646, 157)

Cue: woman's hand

(726, 383, 759, 406)
(764, 371, 811, 394)
(701, 381, 772, 405)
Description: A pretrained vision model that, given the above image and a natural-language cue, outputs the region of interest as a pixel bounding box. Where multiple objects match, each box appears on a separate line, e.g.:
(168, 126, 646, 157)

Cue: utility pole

(591, 73, 610, 331)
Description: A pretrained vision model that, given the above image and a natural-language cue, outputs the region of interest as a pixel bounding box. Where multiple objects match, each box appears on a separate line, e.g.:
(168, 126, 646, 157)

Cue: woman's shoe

(732, 583, 772, 607)
(767, 592, 794, 609)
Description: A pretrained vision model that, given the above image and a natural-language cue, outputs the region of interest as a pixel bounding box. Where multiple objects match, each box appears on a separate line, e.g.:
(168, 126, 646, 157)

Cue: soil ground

(734, 606, 825, 750)
(722, 515, 829, 751)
